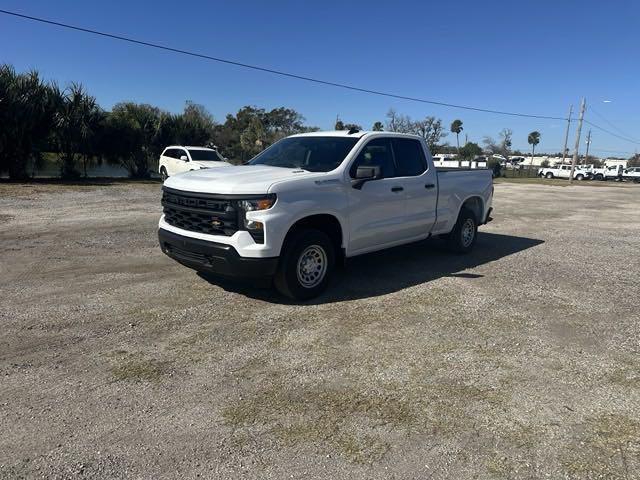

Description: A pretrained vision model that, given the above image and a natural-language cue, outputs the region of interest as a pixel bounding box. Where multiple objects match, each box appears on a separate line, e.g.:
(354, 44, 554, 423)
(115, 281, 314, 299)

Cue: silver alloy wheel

(461, 218, 475, 247)
(296, 245, 327, 288)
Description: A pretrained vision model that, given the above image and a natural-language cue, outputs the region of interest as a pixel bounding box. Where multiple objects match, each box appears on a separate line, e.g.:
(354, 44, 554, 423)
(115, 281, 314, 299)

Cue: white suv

(159, 146, 228, 180)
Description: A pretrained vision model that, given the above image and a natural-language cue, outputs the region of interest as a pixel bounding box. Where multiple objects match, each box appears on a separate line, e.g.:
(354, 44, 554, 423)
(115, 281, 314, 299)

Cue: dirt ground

(1, 180, 639, 479)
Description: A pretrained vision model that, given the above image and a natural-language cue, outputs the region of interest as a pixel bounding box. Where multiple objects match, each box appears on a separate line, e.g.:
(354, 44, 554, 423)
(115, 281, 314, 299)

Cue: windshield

(248, 136, 359, 172)
(188, 149, 224, 161)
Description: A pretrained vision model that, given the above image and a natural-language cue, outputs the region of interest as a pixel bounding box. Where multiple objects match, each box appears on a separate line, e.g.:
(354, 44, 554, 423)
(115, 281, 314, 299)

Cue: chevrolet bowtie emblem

(211, 218, 223, 227)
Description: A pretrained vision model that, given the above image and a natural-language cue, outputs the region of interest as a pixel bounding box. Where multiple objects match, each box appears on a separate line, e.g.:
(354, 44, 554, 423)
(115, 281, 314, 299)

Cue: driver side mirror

(351, 165, 382, 190)
(180, 155, 188, 162)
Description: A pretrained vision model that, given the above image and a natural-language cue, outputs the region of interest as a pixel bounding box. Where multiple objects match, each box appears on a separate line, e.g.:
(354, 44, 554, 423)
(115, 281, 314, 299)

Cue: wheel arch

(281, 213, 345, 259)
(457, 195, 485, 224)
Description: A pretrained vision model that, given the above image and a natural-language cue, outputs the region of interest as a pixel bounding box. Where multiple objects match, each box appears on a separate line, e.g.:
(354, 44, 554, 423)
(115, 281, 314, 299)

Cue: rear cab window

(392, 138, 427, 176)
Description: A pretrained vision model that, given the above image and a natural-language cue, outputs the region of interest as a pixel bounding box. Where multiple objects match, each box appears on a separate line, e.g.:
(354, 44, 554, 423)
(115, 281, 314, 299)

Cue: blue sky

(1, 0, 639, 157)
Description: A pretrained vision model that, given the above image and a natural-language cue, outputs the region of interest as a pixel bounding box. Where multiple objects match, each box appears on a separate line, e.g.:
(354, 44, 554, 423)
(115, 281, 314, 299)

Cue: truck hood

(163, 165, 321, 194)
(192, 160, 229, 169)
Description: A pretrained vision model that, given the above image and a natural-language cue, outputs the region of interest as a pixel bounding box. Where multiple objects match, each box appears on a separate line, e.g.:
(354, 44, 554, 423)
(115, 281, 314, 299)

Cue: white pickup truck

(592, 164, 624, 181)
(623, 166, 640, 182)
(158, 130, 494, 299)
(538, 164, 591, 180)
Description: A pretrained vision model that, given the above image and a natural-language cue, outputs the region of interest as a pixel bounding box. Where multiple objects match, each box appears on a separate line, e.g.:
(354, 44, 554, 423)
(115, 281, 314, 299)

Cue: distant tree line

(3, 64, 632, 180)
(0, 64, 316, 180)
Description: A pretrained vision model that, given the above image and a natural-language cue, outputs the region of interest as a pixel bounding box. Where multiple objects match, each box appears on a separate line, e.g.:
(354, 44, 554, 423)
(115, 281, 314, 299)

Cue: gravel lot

(1, 180, 639, 479)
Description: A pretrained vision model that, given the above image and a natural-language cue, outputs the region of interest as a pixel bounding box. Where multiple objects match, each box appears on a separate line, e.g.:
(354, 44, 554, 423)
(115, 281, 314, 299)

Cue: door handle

(425, 183, 435, 189)
(391, 186, 404, 192)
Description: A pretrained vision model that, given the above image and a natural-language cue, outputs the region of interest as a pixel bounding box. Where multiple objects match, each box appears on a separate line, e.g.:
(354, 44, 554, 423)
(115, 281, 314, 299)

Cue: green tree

(0, 66, 58, 179)
(174, 101, 216, 145)
(53, 83, 103, 178)
(102, 103, 165, 178)
(450, 119, 463, 150)
(240, 116, 266, 158)
(527, 131, 541, 167)
(372, 121, 384, 131)
(458, 142, 482, 160)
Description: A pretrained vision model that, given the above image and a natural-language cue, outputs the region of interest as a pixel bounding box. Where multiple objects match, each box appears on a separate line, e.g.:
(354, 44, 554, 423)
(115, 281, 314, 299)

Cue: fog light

(245, 220, 263, 230)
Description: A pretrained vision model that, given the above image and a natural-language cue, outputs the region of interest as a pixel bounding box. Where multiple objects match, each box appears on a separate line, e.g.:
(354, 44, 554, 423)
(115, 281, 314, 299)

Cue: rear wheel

(160, 167, 168, 181)
(447, 208, 478, 254)
(274, 229, 335, 300)
(545, 172, 553, 179)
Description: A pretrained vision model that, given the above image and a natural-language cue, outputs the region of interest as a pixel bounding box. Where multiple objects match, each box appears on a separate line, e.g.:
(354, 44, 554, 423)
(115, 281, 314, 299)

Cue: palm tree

(450, 119, 463, 150)
(528, 131, 541, 168)
(0, 66, 58, 179)
(54, 83, 102, 178)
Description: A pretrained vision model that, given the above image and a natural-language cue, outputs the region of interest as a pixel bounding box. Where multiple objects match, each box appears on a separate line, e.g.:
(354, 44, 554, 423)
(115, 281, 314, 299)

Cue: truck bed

(433, 168, 493, 234)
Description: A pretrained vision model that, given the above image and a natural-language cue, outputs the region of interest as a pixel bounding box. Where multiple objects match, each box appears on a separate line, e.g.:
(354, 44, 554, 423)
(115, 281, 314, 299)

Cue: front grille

(162, 188, 239, 236)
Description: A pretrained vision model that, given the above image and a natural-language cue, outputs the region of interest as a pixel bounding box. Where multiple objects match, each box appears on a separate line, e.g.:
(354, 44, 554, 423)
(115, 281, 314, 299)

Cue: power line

(0, 8, 568, 121)
(588, 106, 640, 143)
(583, 119, 640, 146)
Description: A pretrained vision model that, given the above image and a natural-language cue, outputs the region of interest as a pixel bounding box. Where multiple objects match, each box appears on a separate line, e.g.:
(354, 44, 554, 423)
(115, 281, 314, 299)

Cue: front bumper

(158, 228, 278, 278)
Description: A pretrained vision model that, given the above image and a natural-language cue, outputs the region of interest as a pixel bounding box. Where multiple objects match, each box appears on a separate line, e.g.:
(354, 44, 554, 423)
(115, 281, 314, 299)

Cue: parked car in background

(591, 164, 624, 181)
(623, 166, 640, 182)
(538, 164, 591, 180)
(158, 130, 494, 299)
(159, 146, 229, 180)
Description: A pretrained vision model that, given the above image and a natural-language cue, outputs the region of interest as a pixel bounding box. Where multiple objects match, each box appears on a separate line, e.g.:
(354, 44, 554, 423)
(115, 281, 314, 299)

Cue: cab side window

(350, 138, 395, 178)
(392, 138, 427, 176)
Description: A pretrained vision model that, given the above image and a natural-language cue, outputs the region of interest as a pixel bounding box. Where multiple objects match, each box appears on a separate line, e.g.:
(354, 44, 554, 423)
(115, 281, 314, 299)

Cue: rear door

(174, 148, 191, 174)
(162, 149, 177, 175)
(346, 137, 408, 254)
(391, 137, 438, 237)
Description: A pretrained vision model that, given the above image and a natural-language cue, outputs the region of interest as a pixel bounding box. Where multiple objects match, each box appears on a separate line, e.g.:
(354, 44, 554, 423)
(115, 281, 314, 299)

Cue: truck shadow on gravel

(199, 232, 543, 304)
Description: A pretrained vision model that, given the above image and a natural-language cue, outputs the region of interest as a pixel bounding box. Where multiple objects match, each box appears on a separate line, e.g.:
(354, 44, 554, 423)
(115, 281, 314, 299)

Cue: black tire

(446, 208, 478, 254)
(576, 174, 584, 181)
(595, 174, 603, 181)
(160, 167, 168, 181)
(274, 229, 335, 300)
(545, 172, 553, 179)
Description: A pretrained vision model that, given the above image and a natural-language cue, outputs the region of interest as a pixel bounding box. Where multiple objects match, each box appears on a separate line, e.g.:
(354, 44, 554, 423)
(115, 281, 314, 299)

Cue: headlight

(239, 196, 276, 212)
(238, 195, 276, 238)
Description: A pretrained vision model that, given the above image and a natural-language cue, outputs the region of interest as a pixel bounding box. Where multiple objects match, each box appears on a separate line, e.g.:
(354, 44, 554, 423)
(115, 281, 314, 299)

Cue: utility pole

(569, 98, 586, 183)
(561, 104, 573, 165)
(584, 129, 592, 165)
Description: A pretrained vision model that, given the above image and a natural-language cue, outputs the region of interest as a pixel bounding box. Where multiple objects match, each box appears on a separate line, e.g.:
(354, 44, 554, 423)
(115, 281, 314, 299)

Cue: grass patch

(561, 413, 640, 477)
(222, 379, 506, 464)
(111, 358, 170, 382)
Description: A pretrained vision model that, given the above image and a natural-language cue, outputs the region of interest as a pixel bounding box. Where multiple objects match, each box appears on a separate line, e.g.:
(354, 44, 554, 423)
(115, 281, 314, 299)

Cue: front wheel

(545, 172, 554, 179)
(447, 208, 478, 254)
(160, 167, 168, 181)
(576, 174, 584, 181)
(274, 229, 335, 300)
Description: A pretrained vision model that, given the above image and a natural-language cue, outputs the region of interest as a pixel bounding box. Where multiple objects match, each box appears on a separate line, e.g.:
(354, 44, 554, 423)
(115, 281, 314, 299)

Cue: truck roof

(290, 130, 423, 140)
(164, 146, 216, 150)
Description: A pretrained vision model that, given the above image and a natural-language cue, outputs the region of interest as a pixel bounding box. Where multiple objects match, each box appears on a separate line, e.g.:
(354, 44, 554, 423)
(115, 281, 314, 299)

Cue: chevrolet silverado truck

(158, 130, 494, 299)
